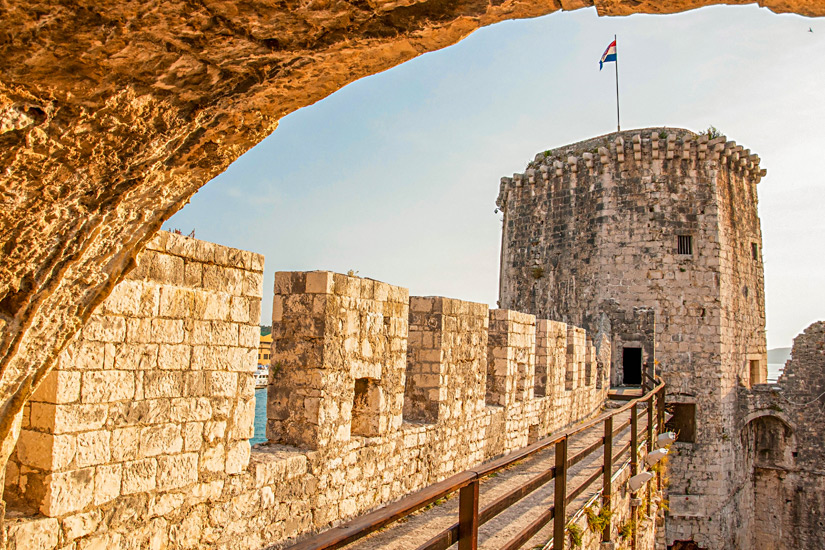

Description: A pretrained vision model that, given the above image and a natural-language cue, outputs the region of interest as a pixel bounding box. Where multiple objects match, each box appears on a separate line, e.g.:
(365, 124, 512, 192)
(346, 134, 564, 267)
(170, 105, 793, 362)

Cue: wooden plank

(631, 404, 638, 477)
(567, 437, 604, 469)
(498, 506, 555, 550)
(553, 437, 568, 550)
(284, 471, 476, 550)
(479, 467, 556, 525)
(646, 395, 654, 517)
(415, 525, 459, 550)
(566, 465, 604, 504)
(458, 480, 479, 550)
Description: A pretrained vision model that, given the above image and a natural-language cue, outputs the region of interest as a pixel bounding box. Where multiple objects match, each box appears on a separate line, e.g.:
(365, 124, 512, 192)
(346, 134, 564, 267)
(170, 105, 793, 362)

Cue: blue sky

(165, 5, 824, 349)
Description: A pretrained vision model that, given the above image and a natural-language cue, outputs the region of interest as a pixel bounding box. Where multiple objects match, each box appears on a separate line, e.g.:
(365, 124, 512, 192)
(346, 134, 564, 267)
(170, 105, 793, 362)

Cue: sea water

(252, 387, 267, 446)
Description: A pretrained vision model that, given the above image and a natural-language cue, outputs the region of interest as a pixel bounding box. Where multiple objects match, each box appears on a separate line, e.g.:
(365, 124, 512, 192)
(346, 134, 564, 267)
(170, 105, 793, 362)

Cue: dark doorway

(622, 347, 642, 385)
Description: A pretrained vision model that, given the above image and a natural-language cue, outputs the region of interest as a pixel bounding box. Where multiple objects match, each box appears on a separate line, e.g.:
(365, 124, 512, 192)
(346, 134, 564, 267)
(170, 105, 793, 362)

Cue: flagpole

(614, 34, 621, 132)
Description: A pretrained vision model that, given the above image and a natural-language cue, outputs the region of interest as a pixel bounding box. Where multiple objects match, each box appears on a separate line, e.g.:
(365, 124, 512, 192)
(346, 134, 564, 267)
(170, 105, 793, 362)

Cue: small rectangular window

(666, 403, 696, 443)
(677, 235, 693, 255)
(751, 243, 759, 261)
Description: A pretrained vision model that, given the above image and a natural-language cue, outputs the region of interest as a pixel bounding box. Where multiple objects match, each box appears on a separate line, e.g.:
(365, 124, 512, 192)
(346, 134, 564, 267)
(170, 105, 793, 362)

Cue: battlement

(268, 271, 606, 451)
(496, 127, 765, 211)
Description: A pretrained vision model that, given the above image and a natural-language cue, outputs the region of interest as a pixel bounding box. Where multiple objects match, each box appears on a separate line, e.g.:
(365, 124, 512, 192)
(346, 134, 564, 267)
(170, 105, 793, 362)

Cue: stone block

(81, 370, 135, 403)
(111, 427, 140, 462)
(207, 371, 238, 397)
(170, 397, 213, 423)
(6, 517, 59, 550)
(112, 343, 158, 371)
(230, 296, 251, 323)
(51, 404, 108, 434)
(62, 510, 100, 540)
(76, 430, 111, 467)
(183, 422, 205, 451)
(94, 463, 122, 505)
(121, 458, 158, 495)
(32, 370, 81, 404)
(82, 315, 126, 343)
(143, 371, 183, 399)
(41, 468, 95, 516)
(226, 441, 251, 474)
(140, 423, 183, 457)
(201, 443, 226, 473)
(158, 286, 195, 318)
(156, 453, 198, 490)
(193, 290, 231, 320)
(157, 344, 191, 370)
(16, 430, 76, 471)
(58, 341, 106, 371)
(305, 271, 334, 294)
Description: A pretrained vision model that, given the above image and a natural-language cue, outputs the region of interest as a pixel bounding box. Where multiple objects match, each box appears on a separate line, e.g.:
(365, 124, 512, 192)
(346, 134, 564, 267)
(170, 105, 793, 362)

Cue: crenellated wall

(2, 248, 610, 550)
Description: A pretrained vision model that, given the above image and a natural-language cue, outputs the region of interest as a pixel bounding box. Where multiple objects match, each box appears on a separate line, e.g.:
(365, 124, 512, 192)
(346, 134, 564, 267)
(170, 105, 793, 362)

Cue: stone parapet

(4, 264, 610, 550)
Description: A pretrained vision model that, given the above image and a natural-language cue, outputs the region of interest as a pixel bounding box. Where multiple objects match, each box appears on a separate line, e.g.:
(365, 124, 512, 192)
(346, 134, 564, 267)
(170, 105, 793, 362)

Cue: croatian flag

(599, 40, 617, 70)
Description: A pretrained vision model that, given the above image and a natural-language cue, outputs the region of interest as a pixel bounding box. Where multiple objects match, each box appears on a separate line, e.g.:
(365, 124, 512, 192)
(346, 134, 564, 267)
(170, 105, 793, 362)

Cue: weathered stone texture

(4, 231, 262, 528)
(736, 321, 825, 550)
(497, 128, 767, 548)
(3, 7, 825, 529)
(2, 254, 612, 549)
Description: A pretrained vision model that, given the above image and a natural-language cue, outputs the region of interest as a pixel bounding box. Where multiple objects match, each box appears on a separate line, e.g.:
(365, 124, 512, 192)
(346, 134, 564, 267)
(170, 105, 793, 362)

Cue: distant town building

(258, 332, 272, 365)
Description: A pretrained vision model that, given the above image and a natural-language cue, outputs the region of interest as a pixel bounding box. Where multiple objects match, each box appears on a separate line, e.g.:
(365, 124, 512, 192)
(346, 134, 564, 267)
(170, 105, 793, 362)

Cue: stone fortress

(1, 232, 616, 549)
(0, 128, 823, 550)
(496, 127, 825, 549)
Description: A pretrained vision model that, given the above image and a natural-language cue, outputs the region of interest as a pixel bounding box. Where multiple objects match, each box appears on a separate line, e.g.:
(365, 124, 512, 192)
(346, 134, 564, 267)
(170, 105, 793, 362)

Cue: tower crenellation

(498, 129, 765, 216)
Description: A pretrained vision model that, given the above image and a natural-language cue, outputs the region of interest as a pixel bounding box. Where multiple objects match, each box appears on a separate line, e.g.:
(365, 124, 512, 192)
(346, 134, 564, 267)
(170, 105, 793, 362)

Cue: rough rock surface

(0, 0, 822, 530)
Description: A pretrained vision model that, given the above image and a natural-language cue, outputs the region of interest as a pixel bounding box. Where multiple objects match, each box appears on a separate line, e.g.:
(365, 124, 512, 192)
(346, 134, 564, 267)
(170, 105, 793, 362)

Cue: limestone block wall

(4, 232, 264, 549)
(267, 271, 408, 449)
(404, 297, 487, 424)
(735, 321, 825, 550)
(486, 309, 536, 407)
(3, 264, 610, 550)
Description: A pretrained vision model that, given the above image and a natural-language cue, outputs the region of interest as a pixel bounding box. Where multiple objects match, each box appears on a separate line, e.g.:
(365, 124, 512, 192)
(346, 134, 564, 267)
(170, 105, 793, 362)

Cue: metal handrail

(282, 378, 666, 550)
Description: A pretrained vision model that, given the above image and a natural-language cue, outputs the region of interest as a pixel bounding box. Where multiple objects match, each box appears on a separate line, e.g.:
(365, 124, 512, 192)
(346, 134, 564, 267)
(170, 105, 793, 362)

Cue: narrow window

(751, 242, 759, 261)
(677, 235, 693, 255)
(666, 403, 697, 443)
(352, 378, 382, 437)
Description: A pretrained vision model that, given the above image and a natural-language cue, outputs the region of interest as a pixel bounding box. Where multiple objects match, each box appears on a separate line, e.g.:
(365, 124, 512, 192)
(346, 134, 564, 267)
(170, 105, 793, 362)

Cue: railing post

(657, 387, 665, 434)
(631, 403, 638, 550)
(641, 363, 648, 394)
(554, 437, 568, 550)
(458, 479, 479, 550)
(602, 416, 613, 543)
(646, 395, 654, 517)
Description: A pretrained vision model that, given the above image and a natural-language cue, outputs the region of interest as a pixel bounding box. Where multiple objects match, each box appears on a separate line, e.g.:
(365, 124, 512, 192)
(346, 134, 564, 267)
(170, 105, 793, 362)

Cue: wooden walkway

(342, 404, 650, 550)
